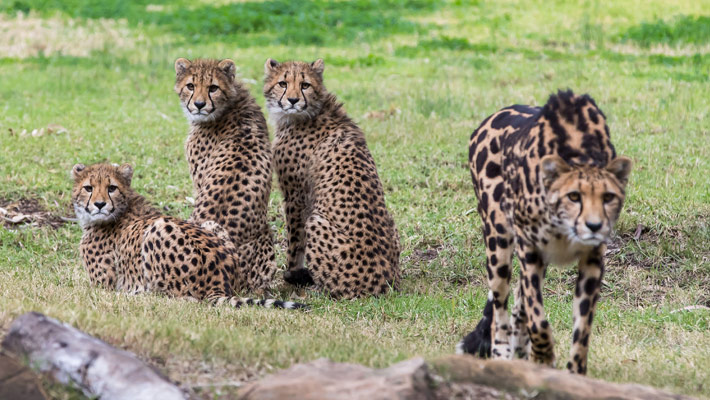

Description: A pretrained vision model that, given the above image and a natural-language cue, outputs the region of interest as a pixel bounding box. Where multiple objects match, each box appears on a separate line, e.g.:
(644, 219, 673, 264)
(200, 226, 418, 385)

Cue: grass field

(1, 0, 709, 398)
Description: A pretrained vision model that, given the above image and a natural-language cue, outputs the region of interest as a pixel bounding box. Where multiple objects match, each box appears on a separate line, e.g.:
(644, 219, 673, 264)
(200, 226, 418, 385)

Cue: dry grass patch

(0, 13, 135, 58)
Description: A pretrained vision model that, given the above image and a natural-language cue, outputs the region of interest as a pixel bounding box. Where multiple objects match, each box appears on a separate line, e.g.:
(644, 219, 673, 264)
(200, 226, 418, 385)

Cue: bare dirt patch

(0, 198, 70, 229)
(603, 221, 710, 308)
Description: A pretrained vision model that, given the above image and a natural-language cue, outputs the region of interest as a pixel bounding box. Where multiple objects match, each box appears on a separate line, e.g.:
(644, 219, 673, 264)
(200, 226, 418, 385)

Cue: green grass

(1, 0, 709, 398)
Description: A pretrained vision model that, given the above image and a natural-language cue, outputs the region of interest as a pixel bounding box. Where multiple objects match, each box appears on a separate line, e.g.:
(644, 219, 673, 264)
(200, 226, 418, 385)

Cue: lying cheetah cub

(458, 90, 632, 374)
(73, 162, 306, 310)
(264, 58, 400, 299)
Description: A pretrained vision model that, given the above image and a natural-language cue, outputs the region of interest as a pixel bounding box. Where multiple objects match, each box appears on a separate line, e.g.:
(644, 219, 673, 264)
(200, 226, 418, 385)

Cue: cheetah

(263, 58, 400, 299)
(457, 90, 632, 374)
(174, 58, 275, 292)
(72, 162, 306, 310)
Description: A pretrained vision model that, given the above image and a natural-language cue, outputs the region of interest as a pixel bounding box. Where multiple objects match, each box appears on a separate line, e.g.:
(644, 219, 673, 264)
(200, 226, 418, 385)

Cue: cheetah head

(541, 155, 632, 246)
(174, 58, 238, 124)
(71, 163, 134, 228)
(263, 58, 326, 122)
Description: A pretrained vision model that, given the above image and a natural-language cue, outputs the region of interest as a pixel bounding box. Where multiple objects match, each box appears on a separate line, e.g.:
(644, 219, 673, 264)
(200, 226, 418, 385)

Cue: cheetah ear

(218, 59, 236, 81)
(310, 58, 324, 77)
(71, 163, 86, 180)
(540, 155, 571, 190)
(606, 156, 632, 186)
(264, 58, 279, 75)
(175, 58, 191, 75)
(117, 163, 134, 185)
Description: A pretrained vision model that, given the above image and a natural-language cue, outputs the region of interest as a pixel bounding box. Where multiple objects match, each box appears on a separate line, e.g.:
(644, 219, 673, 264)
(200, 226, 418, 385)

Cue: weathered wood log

(1, 312, 186, 400)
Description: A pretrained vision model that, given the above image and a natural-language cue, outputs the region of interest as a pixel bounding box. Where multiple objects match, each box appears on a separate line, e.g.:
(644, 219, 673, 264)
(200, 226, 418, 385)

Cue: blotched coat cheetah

(73, 162, 305, 310)
(263, 59, 400, 299)
(174, 58, 276, 293)
(457, 90, 632, 374)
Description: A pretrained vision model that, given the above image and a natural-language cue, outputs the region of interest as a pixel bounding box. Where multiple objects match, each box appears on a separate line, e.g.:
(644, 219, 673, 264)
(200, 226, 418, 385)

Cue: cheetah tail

(455, 297, 493, 357)
(214, 296, 309, 311)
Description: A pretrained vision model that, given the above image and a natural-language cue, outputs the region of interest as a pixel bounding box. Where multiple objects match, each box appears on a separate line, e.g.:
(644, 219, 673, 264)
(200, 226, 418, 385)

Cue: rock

(430, 355, 695, 400)
(239, 357, 435, 400)
(239, 355, 692, 400)
(2, 312, 186, 400)
(0, 352, 48, 400)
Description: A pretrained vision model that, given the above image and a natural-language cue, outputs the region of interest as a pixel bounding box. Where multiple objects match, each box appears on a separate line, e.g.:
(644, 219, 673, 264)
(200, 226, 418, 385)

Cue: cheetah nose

(194, 100, 206, 110)
(94, 201, 107, 210)
(585, 221, 602, 232)
(287, 97, 299, 105)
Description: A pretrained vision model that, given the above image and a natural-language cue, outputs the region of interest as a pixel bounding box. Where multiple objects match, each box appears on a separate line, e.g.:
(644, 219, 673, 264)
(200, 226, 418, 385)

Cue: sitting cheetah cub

(263, 58, 400, 299)
(174, 58, 276, 293)
(72, 162, 306, 310)
(457, 90, 632, 374)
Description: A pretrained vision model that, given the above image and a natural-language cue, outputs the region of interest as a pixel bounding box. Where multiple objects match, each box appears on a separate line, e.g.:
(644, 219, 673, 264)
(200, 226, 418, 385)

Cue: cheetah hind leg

(201, 221, 236, 251)
(233, 229, 279, 293)
(509, 280, 531, 359)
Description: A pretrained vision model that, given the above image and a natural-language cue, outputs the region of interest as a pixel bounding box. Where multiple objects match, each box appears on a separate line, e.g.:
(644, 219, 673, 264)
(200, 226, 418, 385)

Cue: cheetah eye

(186, 83, 194, 90)
(108, 185, 118, 193)
(301, 82, 311, 89)
(278, 81, 287, 88)
(602, 193, 615, 203)
(83, 185, 93, 193)
(567, 192, 581, 202)
(209, 85, 219, 93)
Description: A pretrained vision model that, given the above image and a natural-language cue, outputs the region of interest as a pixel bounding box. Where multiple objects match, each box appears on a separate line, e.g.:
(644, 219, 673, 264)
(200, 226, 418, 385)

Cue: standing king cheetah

(73, 162, 306, 309)
(457, 90, 632, 374)
(174, 58, 276, 292)
(263, 58, 400, 299)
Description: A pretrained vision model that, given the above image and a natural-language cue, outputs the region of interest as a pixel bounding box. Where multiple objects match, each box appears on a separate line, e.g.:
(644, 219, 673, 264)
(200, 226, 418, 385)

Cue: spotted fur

(263, 59, 400, 299)
(457, 90, 632, 374)
(72, 163, 306, 310)
(174, 58, 276, 293)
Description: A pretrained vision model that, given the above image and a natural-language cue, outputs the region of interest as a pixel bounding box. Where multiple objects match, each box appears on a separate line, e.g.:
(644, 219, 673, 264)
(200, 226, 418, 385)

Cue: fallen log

(1, 312, 186, 400)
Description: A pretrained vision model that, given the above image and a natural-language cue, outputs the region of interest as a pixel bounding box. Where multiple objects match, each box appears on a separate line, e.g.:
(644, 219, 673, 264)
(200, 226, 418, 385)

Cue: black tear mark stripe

(187, 89, 194, 112)
(108, 186, 115, 211)
(278, 83, 287, 105)
(85, 186, 93, 209)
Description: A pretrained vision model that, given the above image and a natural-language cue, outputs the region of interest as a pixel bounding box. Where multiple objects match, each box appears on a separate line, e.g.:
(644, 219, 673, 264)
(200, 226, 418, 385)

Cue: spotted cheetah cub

(174, 58, 276, 292)
(72, 162, 306, 310)
(263, 58, 400, 299)
(457, 90, 632, 374)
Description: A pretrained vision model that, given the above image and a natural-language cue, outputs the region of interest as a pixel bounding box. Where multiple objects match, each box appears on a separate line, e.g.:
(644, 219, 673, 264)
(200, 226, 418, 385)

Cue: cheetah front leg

(482, 211, 516, 360)
(516, 240, 555, 366)
(509, 278, 530, 359)
(282, 188, 313, 286)
(568, 245, 605, 375)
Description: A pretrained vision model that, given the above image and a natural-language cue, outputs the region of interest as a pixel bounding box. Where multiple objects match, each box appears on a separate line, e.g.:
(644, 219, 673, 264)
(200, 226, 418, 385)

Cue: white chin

(183, 107, 214, 124)
(188, 113, 213, 124)
(268, 106, 308, 124)
(575, 236, 605, 246)
(76, 210, 112, 228)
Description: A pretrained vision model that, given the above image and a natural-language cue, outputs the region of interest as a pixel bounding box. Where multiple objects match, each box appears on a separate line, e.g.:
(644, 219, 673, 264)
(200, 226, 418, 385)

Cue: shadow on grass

(1, 0, 438, 46)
